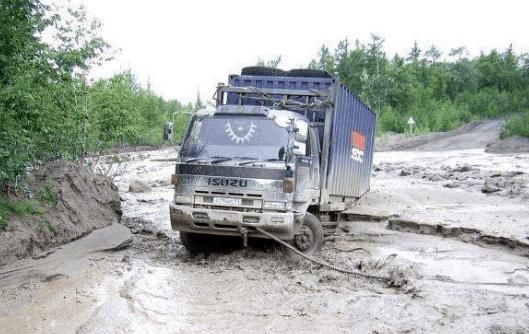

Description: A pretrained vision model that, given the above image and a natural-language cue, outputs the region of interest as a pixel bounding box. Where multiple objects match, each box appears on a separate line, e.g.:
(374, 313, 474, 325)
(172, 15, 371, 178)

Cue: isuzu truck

(169, 67, 376, 254)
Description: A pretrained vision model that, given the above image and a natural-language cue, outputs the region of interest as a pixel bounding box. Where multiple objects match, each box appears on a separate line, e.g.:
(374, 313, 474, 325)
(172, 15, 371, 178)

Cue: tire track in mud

(346, 202, 529, 258)
(387, 218, 529, 257)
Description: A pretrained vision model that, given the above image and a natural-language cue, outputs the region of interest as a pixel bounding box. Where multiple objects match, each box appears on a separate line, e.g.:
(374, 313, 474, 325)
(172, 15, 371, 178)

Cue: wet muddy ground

(1, 147, 528, 333)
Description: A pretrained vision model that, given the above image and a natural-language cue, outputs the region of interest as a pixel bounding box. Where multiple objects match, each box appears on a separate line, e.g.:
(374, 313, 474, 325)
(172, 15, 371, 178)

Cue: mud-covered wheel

(179, 232, 241, 254)
(293, 213, 323, 254)
(287, 69, 332, 78)
(179, 232, 210, 254)
(241, 66, 287, 77)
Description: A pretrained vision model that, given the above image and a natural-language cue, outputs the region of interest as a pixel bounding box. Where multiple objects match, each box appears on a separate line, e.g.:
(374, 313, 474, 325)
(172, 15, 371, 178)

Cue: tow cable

(255, 227, 393, 284)
(255, 228, 529, 288)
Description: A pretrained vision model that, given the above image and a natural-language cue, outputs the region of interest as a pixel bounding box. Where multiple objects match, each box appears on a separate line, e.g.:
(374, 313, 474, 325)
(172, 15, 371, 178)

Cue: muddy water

(1, 147, 528, 333)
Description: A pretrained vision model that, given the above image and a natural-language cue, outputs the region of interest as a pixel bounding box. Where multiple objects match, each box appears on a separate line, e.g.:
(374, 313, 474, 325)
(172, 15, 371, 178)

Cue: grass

(502, 111, 529, 139)
(6, 200, 42, 216)
(0, 195, 43, 231)
(39, 220, 57, 234)
(37, 183, 59, 207)
(0, 200, 7, 231)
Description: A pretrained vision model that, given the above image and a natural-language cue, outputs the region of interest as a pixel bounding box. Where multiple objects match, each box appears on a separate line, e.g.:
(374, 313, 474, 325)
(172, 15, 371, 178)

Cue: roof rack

(214, 84, 334, 113)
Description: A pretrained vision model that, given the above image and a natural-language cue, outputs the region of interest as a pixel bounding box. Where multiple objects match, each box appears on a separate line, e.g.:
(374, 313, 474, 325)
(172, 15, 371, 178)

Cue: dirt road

(0, 145, 528, 333)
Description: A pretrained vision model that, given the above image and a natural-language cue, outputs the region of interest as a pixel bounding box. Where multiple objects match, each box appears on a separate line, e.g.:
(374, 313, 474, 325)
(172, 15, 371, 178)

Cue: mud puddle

(75, 219, 529, 333)
(1, 147, 529, 333)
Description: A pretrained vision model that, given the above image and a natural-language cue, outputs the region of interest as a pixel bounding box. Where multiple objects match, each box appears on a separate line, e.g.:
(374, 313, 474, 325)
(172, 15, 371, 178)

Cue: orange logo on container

(350, 131, 365, 163)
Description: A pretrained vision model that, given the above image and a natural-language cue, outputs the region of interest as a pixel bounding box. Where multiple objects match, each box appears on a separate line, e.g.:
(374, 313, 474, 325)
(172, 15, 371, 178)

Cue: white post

(407, 116, 415, 134)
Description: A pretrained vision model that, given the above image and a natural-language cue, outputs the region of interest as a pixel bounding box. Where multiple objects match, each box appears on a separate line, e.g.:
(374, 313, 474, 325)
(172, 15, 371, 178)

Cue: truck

(169, 67, 376, 254)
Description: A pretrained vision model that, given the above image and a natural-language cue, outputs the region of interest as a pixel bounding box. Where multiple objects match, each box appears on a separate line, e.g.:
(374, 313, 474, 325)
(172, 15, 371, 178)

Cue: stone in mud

(482, 180, 500, 193)
(400, 169, 412, 176)
(443, 182, 460, 188)
(129, 179, 152, 193)
(152, 179, 171, 187)
(504, 171, 524, 177)
(454, 165, 473, 172)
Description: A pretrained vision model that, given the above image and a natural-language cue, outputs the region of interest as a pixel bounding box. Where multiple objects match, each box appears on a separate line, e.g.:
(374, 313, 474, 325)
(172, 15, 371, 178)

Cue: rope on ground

(255, 227, 529, 288)
(376, 253, 397, 269)
(255, 227, 392, 284)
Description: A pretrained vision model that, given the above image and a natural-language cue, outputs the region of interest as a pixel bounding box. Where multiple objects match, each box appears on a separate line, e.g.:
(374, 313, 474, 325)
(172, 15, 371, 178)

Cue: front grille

(195, 190, 262, 198)
(193, 204, 261, 213)
(193, 190, 263, 212)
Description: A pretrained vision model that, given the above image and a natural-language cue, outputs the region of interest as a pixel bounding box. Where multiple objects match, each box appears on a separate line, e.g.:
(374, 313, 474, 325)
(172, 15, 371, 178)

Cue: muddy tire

(179, 232, 241, 254)
(287, 69, 332, 78)
(292, 213, 323, 255)
(179, 232, 207, 254)
(241, 66, 287, 77)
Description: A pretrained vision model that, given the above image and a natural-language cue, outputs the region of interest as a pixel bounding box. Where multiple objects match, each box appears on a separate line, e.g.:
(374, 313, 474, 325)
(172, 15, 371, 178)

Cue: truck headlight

(171, 174, 179, 185)
(263, 201, 286, 210)
(174, 195, 193, 204)
(283, 177, 295, 193)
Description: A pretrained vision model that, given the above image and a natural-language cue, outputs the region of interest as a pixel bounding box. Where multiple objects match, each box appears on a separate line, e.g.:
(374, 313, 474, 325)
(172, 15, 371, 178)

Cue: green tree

(256, 56, 282, 68)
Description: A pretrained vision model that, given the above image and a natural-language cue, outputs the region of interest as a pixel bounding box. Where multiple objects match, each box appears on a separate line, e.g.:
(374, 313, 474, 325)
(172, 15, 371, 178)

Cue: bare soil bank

(377, 119, 529, 153)
(0, 161, 122, 266)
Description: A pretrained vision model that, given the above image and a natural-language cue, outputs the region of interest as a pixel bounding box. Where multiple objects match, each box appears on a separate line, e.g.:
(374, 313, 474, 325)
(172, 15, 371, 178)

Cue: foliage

(256, 56, 282, 68)
(309, 35, 529, 136)
(502, 112, 529, 138)
(6, 200, 42, 216)
(0, 199, 6, 230)
(0, 196, 43, 230)
(0, 1, 190, 188)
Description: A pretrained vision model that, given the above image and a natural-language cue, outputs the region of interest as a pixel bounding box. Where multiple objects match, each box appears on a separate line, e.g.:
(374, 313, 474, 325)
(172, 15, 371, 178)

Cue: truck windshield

(180, 115, 289, 161)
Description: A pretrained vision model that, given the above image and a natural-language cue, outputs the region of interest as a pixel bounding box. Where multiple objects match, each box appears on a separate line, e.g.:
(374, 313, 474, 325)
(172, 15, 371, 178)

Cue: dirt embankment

(0, 161, 122, 266)
(486, 135, 529, 154)
(376, 120, 505, 151)
(377, 119, 529, 153)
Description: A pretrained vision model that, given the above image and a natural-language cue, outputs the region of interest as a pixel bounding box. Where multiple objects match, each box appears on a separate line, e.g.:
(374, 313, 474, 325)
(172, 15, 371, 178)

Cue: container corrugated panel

(227, 74, 333, 123)
(325, 83, 376, 197)
(227, 73, 376, 198)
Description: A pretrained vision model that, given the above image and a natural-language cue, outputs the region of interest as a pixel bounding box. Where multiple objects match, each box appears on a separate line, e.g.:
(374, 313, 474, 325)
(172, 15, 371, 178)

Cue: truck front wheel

(292, 213, 323, 255)
(179, 232, 241, 254)
(179, 232, 212, 254)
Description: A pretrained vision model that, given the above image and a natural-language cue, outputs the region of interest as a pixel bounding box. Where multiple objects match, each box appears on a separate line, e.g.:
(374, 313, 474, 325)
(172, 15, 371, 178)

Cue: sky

(52, 0, 529, 104)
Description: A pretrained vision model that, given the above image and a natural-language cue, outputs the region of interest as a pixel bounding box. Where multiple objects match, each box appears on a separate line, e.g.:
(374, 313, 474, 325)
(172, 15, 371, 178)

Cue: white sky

(53, 0, 528, 104)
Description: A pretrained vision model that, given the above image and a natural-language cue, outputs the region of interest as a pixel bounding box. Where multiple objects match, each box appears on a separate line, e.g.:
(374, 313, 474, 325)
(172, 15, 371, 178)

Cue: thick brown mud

(0, 147, 528, 333)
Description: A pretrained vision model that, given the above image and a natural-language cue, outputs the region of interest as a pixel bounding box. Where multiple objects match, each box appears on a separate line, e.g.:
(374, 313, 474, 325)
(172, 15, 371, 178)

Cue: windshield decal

(225, 120, 256, 144)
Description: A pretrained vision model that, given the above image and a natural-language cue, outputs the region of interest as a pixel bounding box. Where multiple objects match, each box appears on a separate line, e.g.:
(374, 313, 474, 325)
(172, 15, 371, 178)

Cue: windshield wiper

(185, 156, 258, 165)
(238, 160, 261, 166)
(239, 157, 285, 166)
(184, 157, 207, 163)
(210, 156, 233, 164)
(209, 156, 256, 164)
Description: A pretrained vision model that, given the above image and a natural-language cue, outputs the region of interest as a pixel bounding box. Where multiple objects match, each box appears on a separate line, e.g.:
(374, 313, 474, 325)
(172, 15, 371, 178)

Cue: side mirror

(278, 146, 286, 160)
(163, 122, 173, 141)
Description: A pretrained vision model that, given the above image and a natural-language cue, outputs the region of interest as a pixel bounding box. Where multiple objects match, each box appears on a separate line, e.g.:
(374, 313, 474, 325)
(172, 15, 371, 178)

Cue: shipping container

(225, 71, 376, 199)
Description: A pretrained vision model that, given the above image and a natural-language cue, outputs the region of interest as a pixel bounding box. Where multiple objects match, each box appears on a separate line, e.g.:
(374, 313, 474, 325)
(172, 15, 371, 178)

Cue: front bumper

(170, 203, 301, 240)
